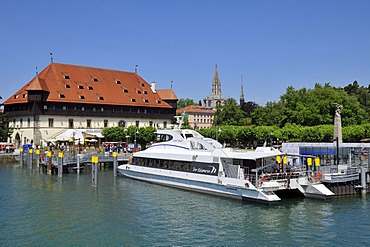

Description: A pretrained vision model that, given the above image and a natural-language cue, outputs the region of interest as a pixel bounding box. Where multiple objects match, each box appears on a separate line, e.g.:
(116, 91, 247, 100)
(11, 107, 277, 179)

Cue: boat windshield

(154, 133, 173, 143)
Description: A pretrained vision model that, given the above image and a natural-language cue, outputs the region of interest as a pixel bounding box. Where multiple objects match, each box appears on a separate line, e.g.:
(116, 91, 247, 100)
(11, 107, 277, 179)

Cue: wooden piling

(92, 156, 98, 187)
(20, 148, 24, 166)
(47, 151, 52, 174)
(35, 149, 40, 167)
(58, 152, 64, 177)
(28, 149, 33, 168)
(113, 152, 118, 177)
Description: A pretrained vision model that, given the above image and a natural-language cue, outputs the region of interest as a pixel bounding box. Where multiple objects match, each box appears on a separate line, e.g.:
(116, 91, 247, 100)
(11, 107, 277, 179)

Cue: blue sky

(1, 0, 370, 106)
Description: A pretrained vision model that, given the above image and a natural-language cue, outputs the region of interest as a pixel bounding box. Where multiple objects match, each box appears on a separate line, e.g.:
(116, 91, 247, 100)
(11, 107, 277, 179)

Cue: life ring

(261, 175, 269, 181)
(314, 173, 322, 182)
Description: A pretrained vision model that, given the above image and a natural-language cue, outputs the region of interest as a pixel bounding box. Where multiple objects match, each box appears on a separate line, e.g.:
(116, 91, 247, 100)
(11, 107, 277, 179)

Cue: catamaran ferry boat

(118, 129, 333, 204)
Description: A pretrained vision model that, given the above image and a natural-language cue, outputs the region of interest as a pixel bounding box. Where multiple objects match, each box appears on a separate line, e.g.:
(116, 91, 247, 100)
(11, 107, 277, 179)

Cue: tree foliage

(177, 98, 199, 109)
(0, 96, 13, 142)
(214, 98, 246, 126)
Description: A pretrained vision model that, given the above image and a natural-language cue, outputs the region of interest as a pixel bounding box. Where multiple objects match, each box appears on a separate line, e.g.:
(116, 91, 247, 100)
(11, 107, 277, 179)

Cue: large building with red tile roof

(176, 105, 215, 129)
(3, 63, 177, 147)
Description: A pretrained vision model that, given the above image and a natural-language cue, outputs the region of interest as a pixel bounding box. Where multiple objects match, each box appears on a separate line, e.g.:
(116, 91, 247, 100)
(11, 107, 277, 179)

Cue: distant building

(3, 63, 177, 147)
(203, 65, 224, 109)
(177, 105, 216, 129)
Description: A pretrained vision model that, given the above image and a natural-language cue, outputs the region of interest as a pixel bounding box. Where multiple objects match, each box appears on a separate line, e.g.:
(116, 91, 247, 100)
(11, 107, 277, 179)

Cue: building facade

(3, 63, 177, 147)
(176, 105, 215, 129)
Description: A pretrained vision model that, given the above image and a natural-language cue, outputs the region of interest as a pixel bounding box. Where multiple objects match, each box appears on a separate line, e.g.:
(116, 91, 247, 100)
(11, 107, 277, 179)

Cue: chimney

(151, 82, 156, 93)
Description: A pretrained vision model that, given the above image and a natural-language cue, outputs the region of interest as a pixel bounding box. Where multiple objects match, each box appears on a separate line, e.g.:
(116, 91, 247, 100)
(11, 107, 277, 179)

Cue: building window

(99, 96, 104, 100)
(48, 118, 54, 127)
(116, 80, 121, 84)
(101, 108, 104, 112)
(88, 86, 93, 90)
(131, 99, 136, 102)
(144, 91, 148, 94)
(93, 107, 96, 112)
(59, 94, 65, 98)
(81, 107, 85, 111)
(104, 120, 108, 128)
(135, 121, 139, 127)
(69, 119, 74, 129)
(149, 121, 153, 127)
(27, 118, 30, 127)
(78, 85, 84, 89)
(52, 106, 56, 111)
(20, 119, 23, 128)
(63, 106, 67, 110)
(137, 90, 141, 94)
(86, 119, 91, 128)
(65, 84, 71, 88)
(80, 95, 85, 99)
(64, 75, 70, 79)
(43, 105, 47, 110)
(87, 119, 91, 128)
(163, 121, 167, 129)
(93, 78, 98, 82)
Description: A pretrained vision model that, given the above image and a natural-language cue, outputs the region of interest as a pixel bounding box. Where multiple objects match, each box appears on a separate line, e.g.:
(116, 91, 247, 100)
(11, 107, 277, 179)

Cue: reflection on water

(1, 163, 370, 246)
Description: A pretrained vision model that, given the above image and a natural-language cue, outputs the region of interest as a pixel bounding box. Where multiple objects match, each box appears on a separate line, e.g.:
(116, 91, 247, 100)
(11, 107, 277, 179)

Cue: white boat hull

(118, 164, 281, 205)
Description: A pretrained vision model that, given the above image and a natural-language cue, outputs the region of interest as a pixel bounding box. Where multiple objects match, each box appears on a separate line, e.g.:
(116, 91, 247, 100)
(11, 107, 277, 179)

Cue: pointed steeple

(240, 75, 245, 105)
(212, 64, 222, 98)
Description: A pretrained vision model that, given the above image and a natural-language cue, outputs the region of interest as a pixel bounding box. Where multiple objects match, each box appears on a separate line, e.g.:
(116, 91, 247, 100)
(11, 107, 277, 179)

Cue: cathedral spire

(212, 64, 222, 98)
(240, 75, 245, 105)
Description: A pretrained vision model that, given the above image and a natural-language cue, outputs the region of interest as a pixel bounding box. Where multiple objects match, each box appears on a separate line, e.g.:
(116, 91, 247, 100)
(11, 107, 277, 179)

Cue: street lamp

(270, 132, 274, 147)
(134, 130, 139, 151)
(216, 127, 221, 142)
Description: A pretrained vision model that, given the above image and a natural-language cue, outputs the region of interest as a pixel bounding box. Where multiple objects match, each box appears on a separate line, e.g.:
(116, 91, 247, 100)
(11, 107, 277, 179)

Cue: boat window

(154, 134, 173, 142)
(185, 134, 193, 139)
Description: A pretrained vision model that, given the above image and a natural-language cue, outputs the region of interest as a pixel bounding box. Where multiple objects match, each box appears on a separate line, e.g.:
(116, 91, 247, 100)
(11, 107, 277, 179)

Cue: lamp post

(134, 130, 139, 151)
(216, 127, 221, 142)
(270, 132, 274, 147)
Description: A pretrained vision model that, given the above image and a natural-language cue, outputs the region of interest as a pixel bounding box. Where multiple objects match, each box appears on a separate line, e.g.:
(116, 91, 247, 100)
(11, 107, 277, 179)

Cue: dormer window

(144, 99, 149, 103)
(93, 77, 98, 82)
(88, 86, 93, 90)
(13, 95, 18, 99)
(137, 90, 141, 94)
(65, 84, 71, 88)
(141, 83, 145, 87)
(116, 80, 121, 84)
(143, 91, 148, 94)
(22, 94, 26, 98)
(99, 96, 104, 100)
(157, 100, 161, 104)
(131, 98, 136, 102)
(59, 94, 66, 98)
(80, 95, 85, 99)
(123, 89, 129, 93)
(78, 85, 84, 89)
(64, 75, 70, 79)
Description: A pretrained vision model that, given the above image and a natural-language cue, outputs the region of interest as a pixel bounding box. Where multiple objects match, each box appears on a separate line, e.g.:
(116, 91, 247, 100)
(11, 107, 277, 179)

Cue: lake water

(1, 162, 369, 246)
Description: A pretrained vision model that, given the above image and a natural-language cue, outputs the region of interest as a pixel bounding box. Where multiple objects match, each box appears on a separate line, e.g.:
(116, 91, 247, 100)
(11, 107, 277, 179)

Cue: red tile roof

(4, 63, 172, 108)
(156, 89, 178, 100)
(177, 105, 216, 114)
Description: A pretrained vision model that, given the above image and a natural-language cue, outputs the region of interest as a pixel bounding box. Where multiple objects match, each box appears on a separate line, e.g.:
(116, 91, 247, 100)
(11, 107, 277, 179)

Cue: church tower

(203, 64, 224, 109)
(240, 75, 245, 106)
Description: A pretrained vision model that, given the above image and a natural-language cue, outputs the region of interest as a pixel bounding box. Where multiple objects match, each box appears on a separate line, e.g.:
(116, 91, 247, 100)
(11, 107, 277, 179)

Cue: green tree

(214, 98, 246, 126)
(0, 96, 13, 142)
(101, 127, 125, 142)
(177, 98, 199, 109)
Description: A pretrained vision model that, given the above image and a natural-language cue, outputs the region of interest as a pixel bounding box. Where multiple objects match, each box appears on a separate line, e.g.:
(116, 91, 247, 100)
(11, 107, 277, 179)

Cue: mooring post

(360, 165, 367, 195)
(92, 156, 98, 187)
(47, 151, 52, 174)
(113, 151, 118, 177)
(58, 151, 64, 177)
(77, 154, 81, 174)
(35, 149, 40, 168)
(20, 147, 24, 166)
(28, 149, 33, 168)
